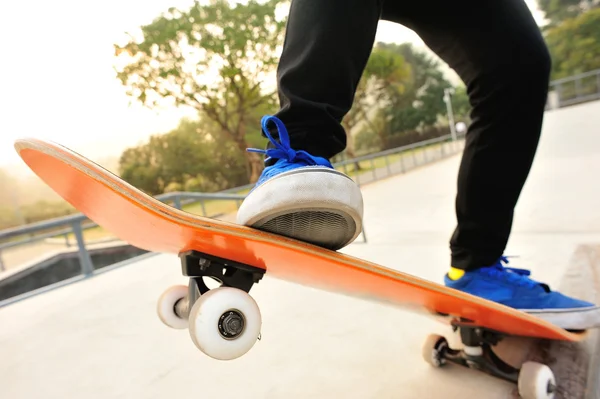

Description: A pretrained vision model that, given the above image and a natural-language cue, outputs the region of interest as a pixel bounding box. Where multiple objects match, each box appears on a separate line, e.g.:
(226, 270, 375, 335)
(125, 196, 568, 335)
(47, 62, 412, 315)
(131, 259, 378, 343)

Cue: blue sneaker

(236, 115, 363, 250)
(444, 256, 600, 330)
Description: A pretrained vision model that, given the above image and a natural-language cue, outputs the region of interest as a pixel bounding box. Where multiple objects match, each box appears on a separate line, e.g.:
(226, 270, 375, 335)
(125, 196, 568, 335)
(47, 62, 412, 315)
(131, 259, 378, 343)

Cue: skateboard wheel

(518, 361, 556, 399)
(422, 334, 448, 367)
(157, 285, 189, 329)
(188, 287, 261, 360)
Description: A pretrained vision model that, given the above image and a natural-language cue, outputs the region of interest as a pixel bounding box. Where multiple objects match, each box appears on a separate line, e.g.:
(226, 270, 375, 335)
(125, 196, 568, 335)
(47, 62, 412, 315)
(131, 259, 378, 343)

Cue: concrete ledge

(524, 244, 600, 399)
(0, 250, 159, 308)
(0, 241, 149, 305)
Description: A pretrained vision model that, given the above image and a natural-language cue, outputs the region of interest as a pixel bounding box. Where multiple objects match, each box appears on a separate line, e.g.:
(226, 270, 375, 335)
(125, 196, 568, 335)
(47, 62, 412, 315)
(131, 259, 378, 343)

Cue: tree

(342, 47, 411, 157)
(114, 0, 287, 182)
(375, 43, 454, 142)
(544, 8, 600, 79)
(449, 85, 471, 123)
(118, 117, 247, 195)
(538, 0, 598, 26)
(119, 141, 164, 195)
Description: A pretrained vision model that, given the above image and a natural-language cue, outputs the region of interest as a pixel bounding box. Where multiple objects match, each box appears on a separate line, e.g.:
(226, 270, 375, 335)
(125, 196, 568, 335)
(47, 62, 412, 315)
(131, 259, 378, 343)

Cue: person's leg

(381, 0, 599, 329)
(382, 0, 549, 271)
(272, 0, 384, 160)
(237, 0, 383, 249)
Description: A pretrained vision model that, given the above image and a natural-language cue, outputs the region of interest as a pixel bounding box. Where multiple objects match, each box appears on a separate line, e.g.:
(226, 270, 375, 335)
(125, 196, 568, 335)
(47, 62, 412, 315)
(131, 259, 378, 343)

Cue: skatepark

(1, 100, 600, 398)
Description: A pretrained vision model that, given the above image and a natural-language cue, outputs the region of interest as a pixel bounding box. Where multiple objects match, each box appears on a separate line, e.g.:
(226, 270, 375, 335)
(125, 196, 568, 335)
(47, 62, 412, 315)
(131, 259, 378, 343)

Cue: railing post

(385, 155, 391, 176)
(0, 251, 5, 272)
(557, 82, 563, 107)
(400, 152, 406, 173)
(72, 221, 94, 277)
(174, 195, 182, 209)
(370, 159, 376, 181)
(341, 152, 349, 176)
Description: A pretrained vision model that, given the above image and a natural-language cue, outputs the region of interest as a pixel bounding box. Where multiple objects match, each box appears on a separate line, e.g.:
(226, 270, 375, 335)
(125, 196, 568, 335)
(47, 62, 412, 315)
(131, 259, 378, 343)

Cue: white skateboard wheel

(188, 287, 261, 360)
(157, 285, 189, 329)
(422, 334, 448, 367)
(518, 361, 556, 399)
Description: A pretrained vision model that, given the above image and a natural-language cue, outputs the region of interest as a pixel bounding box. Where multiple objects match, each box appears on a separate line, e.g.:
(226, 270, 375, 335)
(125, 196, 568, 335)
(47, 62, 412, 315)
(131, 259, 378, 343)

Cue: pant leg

(273, 0, 384, 160)
(381, 0, 551, 270)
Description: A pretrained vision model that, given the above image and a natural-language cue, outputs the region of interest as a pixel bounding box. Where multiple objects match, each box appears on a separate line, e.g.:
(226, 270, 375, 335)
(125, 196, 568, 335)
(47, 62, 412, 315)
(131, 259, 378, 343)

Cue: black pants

(273, 0, 551, 271)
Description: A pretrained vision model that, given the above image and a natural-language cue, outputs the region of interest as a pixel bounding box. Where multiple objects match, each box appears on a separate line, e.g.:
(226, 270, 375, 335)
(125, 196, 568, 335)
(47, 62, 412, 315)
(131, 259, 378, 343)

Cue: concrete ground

(2, 101, 600, 399)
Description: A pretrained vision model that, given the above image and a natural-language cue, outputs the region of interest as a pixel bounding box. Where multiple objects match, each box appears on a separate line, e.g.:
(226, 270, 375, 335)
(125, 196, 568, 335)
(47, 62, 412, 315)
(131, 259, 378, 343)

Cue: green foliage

(344, 43, 472, 154)
(354, 129, 381, 154)
(0, 201, 78, 231)
(538, 0, 596, 26)
(545, 8, 600, 79)
(183, 175, 223, 193)
(164, 182, 183, 193)
(19, 201, 76, 224)
(0, 168, 74, 230)
(378, 43, 454, 134)
(0, 207, 19, 230)
(342, 47, 411, 157)
(118, 117, 247, 195)
(119, 143, 164, 195)
(450, 85, 471, 121)
(114, 0, 288, 182)
(348, 42, 466, 152)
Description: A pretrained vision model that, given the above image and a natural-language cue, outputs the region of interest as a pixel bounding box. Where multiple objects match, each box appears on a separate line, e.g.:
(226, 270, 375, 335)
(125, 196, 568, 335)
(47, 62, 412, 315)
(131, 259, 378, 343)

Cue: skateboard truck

(179, 250, 265, 306)
(422, 319, 557, 399)
(156, 250, 266, 361)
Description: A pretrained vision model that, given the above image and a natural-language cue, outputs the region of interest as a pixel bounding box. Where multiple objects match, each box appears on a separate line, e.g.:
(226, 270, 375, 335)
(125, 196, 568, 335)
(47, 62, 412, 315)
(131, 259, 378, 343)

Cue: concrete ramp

(1, 101, 600, 398)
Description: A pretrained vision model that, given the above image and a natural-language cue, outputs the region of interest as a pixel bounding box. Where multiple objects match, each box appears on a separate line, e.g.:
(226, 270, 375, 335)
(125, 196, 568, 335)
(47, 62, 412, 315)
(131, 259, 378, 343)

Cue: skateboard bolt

(219, 310, 245, 338)
(199, 259, 210, 270)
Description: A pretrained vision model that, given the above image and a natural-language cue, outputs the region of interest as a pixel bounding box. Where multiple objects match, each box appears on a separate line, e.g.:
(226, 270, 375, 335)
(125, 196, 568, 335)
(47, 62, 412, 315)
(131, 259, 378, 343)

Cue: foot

(444, 256, 600, 330)
(236, 115, 363, 250)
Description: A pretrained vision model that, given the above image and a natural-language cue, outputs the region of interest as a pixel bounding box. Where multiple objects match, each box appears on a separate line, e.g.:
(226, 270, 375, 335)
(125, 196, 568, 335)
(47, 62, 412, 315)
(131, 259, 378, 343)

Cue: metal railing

(0, 132, 466, 307)
(548, 69, 600, 109)
(0, 191, 246, 276)
(332, 133, 465, 186)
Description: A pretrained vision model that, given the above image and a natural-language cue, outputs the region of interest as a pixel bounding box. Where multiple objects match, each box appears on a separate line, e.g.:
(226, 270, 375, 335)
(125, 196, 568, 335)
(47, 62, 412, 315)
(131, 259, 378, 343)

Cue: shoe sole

(522, 306, 600, 330)
(236, 167, 363, 250)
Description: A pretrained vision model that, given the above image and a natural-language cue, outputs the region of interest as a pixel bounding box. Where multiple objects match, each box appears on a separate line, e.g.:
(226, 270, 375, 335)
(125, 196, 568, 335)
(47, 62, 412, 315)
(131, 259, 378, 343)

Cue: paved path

(2, 101, 600, 399)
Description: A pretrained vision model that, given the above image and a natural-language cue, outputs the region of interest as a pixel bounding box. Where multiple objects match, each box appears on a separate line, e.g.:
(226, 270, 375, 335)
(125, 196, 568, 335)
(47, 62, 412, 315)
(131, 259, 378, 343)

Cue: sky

(0, 0, 545, 175)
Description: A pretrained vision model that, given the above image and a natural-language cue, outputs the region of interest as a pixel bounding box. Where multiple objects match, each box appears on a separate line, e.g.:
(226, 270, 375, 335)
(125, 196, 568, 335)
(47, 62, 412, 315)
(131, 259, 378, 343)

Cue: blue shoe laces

(479, 256, 544, 289)
(247, 115, 333, 168)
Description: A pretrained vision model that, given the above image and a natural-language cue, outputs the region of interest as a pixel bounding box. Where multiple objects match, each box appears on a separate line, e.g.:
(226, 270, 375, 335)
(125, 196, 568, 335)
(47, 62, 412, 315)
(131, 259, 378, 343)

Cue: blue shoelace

(247, 115, 333, 168)
(479, 256, 540, 288)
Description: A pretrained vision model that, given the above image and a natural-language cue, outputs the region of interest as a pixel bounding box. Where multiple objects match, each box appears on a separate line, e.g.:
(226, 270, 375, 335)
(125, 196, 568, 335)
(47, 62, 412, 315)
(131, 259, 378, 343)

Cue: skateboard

(15, 138, 586, 399)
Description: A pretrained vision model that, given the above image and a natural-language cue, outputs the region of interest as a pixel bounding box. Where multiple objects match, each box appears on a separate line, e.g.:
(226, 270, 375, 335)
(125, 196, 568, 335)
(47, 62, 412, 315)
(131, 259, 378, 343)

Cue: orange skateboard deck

(15, 138, 582, 398)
